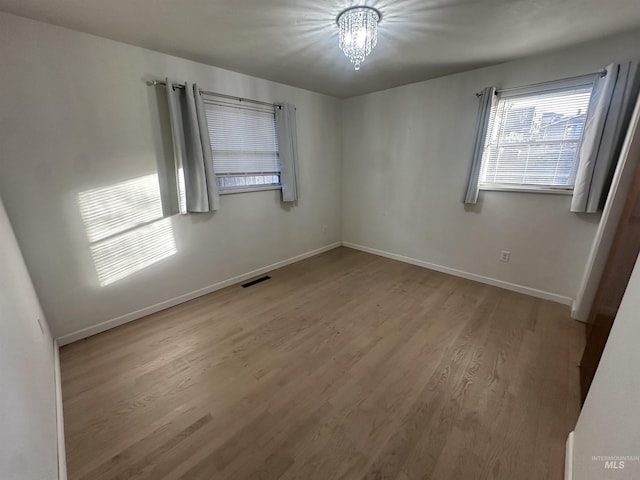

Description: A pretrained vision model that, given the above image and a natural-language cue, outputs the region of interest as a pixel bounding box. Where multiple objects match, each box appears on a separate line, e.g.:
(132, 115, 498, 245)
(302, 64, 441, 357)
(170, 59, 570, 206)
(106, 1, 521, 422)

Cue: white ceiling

(2, 0, 640, 97)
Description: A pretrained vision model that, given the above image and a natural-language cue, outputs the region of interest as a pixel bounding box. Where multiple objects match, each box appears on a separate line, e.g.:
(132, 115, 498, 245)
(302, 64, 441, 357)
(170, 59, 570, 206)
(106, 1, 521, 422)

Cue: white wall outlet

(500, 250, 511, 262)
(321, 224, 328, 233)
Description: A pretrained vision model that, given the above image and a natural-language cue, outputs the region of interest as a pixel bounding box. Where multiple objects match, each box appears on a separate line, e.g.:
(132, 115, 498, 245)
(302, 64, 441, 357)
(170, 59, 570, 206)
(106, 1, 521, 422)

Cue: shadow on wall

(78, 173, 177, 286)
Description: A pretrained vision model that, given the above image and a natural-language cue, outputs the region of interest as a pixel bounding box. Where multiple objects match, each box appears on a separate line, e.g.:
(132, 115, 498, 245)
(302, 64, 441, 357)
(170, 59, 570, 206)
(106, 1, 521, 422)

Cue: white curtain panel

(275, 103, 300, 202)
(572, 62, 640, 213)
(165, 79, 220, 214)
(464, 86, 496, 204)
(190, 83, 220, 211)
(165, 78, 188, 214)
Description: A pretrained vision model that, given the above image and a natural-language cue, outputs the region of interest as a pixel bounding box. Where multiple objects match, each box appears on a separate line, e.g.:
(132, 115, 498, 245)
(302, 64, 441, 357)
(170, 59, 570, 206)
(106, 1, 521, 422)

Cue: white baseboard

(565, 431, 574, 480)
(56, 242, 341, 346)
(570, 300, 590, 323)
(54, 340, 67, 480)
(56, 240, 572, 345)
(342, 242, 573, 306)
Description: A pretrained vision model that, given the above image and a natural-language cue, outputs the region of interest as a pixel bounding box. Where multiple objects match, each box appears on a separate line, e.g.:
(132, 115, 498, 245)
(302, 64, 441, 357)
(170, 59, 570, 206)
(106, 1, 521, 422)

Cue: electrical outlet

(500, 250, 511, 263)
(321, 224, 328, 233)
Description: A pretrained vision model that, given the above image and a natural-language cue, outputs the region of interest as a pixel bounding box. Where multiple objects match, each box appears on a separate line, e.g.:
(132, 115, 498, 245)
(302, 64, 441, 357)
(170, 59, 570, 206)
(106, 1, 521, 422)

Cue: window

(479, 81, 594, 192)
(203, 96, 281, 192)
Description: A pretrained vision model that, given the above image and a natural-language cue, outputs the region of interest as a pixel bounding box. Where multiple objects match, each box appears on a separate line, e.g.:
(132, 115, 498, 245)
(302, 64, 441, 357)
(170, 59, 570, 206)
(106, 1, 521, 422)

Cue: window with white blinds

(479, 82, 594, 191)
(203, 96, 280, 191)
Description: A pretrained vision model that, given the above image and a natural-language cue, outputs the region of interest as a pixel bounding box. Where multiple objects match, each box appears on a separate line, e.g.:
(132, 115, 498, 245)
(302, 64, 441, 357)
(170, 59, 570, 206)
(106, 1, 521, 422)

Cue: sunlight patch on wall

(89, 218, 176, 286)
(78, 173, 177, 287)
(78, 174, 165, 242)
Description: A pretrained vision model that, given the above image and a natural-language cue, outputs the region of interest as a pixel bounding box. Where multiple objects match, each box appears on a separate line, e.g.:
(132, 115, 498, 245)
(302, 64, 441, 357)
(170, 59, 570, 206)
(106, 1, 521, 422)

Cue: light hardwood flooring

(61, 247, 585, 480)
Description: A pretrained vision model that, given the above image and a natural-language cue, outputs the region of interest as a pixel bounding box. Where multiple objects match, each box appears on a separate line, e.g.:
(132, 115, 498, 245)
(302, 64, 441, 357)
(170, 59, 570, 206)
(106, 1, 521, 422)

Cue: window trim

(219, 185, 282, 195)
(478, 184, 573, 195)
(478, 77, 595, 194)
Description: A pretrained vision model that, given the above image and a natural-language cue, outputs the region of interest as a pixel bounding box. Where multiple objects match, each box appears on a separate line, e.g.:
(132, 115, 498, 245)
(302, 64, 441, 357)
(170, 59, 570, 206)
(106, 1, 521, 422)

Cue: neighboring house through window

(478, 79, 594, 192)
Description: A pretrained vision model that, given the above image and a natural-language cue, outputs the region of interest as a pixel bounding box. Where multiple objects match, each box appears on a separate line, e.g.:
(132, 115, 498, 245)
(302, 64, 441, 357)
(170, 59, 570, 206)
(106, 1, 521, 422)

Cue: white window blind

(203, 97, 281, 191)
(479, 82, 594, 190)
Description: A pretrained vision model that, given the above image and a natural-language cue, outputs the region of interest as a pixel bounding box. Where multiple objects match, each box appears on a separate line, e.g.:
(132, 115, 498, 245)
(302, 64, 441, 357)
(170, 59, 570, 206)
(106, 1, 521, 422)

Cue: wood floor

(61, 247, 585, 480)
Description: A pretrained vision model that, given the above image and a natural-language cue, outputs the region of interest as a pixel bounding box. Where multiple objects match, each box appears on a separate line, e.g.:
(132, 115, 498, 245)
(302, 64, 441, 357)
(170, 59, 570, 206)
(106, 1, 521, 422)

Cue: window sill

(219, 185, 282, 195)
(479, 185, 573, 196)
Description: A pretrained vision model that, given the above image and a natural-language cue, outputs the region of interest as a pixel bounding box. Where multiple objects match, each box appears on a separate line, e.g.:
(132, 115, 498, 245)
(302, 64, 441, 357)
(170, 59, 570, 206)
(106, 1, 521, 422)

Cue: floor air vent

(241, 276, 271, 288)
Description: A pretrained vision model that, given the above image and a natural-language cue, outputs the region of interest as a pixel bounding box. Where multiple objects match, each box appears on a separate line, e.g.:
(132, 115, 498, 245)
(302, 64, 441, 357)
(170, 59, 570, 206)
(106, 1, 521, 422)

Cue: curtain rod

(475, 70, 607, 98)
(148, 79, 280, 109)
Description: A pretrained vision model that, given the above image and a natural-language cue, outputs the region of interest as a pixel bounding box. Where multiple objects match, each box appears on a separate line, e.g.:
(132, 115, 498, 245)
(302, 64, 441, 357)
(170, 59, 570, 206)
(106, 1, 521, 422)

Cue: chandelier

(337, 6, 381, 70)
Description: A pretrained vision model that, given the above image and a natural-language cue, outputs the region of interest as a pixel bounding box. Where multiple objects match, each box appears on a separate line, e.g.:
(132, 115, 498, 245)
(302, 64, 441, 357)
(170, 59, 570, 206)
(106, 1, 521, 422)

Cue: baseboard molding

(565, 431, 574, 480)
(56, 242, 341, 346)
(571, 300, 589, 323)
(54, 340, 67, 480)
(56, 240, 573, 345)
(571, 300, 578, 320)
(342, 242, 573, 306)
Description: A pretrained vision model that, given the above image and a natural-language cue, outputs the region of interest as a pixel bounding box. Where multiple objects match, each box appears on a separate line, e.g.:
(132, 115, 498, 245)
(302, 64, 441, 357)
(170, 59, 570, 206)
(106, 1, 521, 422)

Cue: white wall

(341, 29, 640, 302)
(571, 253, 640, 479)
(0, 195, 59, 480)
(0, 12, 342, 340)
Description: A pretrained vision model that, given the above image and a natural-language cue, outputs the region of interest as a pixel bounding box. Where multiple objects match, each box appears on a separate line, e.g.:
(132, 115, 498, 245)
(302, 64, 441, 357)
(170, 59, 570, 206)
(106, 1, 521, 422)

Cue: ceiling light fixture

(337, 6, 381, 71)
